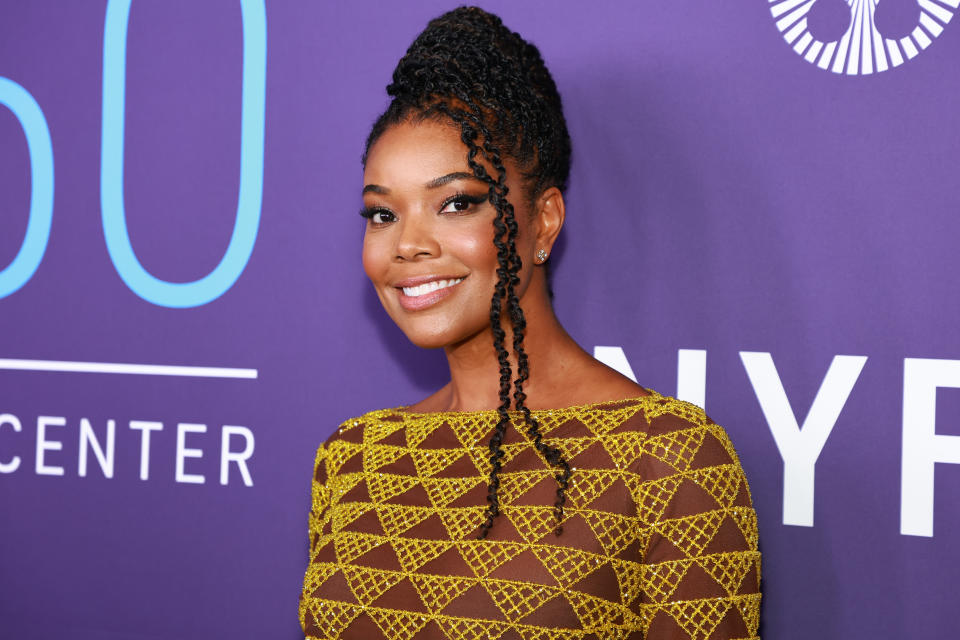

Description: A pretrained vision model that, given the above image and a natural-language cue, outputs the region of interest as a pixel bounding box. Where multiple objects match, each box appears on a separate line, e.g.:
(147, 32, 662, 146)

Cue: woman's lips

(395, 277, 465, 311)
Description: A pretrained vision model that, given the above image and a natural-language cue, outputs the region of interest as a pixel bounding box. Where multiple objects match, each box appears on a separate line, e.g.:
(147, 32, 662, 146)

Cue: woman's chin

(406, 335, 452, 350)
(398, 326, 460, 350)
(395, 319, 486, 351)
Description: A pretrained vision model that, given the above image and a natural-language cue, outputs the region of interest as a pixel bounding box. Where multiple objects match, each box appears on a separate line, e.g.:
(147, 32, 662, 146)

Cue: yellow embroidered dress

(300, 390, 761, 639)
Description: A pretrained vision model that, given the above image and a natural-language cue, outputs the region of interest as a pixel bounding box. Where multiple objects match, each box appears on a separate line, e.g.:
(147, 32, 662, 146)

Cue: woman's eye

(440, 193, 486, 214)
(441, 197, 470, 213)
(360, 207, 396, 224)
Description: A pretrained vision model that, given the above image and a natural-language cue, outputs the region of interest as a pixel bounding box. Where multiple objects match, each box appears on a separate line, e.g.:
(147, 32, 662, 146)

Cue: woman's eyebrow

(362, 184, 388, 195)
(425, 172, 478, 189)
(363, 172, 480, 195)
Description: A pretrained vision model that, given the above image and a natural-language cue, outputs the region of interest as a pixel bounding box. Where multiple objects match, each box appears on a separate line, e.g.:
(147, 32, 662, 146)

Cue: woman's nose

(394, 214, 440, 261)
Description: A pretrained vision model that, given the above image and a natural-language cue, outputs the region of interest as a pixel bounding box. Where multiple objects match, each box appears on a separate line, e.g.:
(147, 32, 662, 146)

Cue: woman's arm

(299, 443, 333, 637)
(635, 404, 761, 639)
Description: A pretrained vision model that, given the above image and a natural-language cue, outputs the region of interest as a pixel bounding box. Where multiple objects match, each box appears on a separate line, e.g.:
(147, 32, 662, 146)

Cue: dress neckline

(391, 387, 658, 419)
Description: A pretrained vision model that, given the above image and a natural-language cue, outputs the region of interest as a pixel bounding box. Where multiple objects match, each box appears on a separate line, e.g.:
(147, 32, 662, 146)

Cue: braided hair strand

(363, 6, 573, 538)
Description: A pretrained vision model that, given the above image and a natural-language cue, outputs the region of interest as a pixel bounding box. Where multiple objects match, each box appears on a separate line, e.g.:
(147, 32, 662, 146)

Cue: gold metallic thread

(300, 390, 761, 639)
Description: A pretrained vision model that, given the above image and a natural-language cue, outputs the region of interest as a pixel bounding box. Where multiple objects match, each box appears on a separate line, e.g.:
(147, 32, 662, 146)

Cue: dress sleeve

(299, 444, 332, 635)
(635, 408, 761, 639)
(307, 444, 332, 558)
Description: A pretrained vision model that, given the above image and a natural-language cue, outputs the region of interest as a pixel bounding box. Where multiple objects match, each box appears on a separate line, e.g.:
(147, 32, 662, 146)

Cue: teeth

(402, 278, 464, 298)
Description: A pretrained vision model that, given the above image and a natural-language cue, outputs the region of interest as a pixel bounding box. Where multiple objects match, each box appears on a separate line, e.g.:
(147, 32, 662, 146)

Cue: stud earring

(536, 248, 549, 264)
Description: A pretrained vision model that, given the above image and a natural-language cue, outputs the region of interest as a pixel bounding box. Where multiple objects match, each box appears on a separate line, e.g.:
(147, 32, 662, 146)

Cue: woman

(300, 7, 761, 639)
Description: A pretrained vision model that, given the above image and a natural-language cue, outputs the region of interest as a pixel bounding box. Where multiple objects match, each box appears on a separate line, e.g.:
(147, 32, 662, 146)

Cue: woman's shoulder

(308, 407, 407, 481)
(552, 388, 745, 472)
(314, 406, 406, 452)
(545, 387, 710, 432)
(608, 390, 749, 492)
(609, 388, 733, 437)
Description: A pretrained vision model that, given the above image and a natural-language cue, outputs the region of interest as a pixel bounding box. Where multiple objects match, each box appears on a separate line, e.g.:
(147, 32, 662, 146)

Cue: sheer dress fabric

(300, 390, 761, 639)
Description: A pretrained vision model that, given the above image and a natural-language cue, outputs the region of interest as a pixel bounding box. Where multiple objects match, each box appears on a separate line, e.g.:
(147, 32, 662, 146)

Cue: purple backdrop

(2, 1, 958, 638)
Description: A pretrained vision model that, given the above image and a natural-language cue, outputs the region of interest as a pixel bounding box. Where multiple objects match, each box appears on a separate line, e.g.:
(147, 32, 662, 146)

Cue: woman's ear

(534, 186, 565, 258)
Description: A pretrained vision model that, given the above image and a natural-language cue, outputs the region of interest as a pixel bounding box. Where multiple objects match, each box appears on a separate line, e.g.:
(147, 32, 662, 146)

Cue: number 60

(0, 0, 266, 308)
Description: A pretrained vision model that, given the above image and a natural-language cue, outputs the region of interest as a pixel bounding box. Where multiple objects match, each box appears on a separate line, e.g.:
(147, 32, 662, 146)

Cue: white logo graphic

(770, 0, 957, 74)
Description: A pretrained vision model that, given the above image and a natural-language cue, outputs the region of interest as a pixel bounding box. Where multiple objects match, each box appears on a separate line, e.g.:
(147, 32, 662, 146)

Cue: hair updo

(364, 6, 573, 538)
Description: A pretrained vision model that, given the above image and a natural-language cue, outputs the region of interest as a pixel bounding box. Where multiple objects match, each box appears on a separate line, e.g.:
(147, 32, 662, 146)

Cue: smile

(401, 278, 464, 298)
(394, 276, 466, 312)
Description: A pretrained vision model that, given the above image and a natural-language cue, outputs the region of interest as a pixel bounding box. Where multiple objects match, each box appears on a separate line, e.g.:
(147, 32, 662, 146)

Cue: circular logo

(770, 0, 957, 74)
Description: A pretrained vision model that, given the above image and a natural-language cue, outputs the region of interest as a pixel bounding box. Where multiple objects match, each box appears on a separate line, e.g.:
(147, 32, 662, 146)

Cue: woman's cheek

(448, 221, 495, 267)
(361, 232, 388, 283)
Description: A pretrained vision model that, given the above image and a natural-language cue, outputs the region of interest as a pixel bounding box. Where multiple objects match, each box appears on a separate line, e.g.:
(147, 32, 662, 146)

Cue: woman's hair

(364, 6, 573, 538)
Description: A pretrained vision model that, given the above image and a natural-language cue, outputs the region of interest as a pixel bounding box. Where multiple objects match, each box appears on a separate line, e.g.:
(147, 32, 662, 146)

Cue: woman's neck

(425, 292, 593, 412)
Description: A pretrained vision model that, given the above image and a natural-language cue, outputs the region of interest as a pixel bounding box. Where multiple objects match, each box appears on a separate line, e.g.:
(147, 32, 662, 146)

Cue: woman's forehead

(363, 120, 478, 191)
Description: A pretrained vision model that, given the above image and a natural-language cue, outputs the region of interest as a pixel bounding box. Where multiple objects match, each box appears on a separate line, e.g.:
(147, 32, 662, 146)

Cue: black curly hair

(364, 6, 573, 539)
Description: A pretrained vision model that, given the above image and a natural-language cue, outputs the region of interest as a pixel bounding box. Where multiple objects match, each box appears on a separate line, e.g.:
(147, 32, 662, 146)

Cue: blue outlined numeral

(0, 78, 54, 299)
(100, 0, 266, 308)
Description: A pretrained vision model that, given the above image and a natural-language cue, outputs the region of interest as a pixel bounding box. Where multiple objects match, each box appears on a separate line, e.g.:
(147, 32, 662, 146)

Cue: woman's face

(361, 118, 540, 349)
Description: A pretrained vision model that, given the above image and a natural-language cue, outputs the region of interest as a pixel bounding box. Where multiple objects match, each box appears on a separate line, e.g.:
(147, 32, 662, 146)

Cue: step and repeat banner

(1, 1, 958, 638)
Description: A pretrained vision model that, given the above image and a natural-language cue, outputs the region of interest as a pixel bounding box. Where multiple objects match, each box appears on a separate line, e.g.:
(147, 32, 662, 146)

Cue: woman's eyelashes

(359, 207, 396, 225)
(439, 192, 488, 214)
(361, 192, 488, 225)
